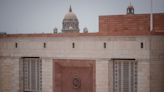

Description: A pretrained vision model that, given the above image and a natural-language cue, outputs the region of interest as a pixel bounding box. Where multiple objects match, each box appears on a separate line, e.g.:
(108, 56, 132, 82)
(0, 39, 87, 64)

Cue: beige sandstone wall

(0, 36, 151, 92)
(150, 36, 164, 92)
(0, 57, 20, 92)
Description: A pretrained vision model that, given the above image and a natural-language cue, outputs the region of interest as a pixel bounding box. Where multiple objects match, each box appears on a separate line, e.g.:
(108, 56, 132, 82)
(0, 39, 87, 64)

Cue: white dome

(64, 6, 78, 20)
(62, 6, 80, 33)
(64, 12, 78, 20)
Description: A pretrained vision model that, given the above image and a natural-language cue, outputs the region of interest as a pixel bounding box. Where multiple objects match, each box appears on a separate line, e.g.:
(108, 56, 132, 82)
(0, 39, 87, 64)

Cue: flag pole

(150, 0, 153, 31)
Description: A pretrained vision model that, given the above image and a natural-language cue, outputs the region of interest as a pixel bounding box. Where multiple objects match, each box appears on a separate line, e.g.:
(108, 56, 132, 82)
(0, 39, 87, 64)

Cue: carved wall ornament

(72, 76, 81, 89)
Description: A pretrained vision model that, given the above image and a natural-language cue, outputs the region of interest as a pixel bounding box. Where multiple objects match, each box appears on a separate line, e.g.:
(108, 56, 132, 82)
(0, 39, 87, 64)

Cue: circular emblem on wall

(72, 76, 81, 89)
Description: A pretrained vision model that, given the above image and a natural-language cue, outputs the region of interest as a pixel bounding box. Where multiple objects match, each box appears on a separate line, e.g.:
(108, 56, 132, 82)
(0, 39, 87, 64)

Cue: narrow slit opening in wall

(104, 42, 106, 48)
(43, 42, 46, 48)
(15, 42, 18, 48)
(141, 42, 143, 48)
(72, 42, 75, 48)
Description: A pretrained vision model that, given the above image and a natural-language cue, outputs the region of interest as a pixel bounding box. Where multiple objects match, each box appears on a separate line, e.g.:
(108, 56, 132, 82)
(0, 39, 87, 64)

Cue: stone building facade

(0, 6, 164, 92)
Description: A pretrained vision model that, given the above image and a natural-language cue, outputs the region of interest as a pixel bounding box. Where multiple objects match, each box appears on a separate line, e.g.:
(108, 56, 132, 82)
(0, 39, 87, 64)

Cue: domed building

(62, 6, 80, 33)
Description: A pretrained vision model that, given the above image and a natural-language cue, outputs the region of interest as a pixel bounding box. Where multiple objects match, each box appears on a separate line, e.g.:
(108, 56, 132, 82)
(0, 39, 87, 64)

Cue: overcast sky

(0, 0, 164, 34)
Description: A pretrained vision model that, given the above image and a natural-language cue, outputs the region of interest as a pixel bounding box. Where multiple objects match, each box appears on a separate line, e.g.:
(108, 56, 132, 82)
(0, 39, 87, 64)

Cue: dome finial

(69, 5, 72, 12)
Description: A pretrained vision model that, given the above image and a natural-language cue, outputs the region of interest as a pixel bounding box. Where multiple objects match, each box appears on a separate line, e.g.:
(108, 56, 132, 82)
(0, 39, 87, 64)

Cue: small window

(43, 42, 46, 48)
(141, 42, 143, 48)
(15, 42, 18, 48)
(104, 42, 107, 48)
(72, 42, 75, 48)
